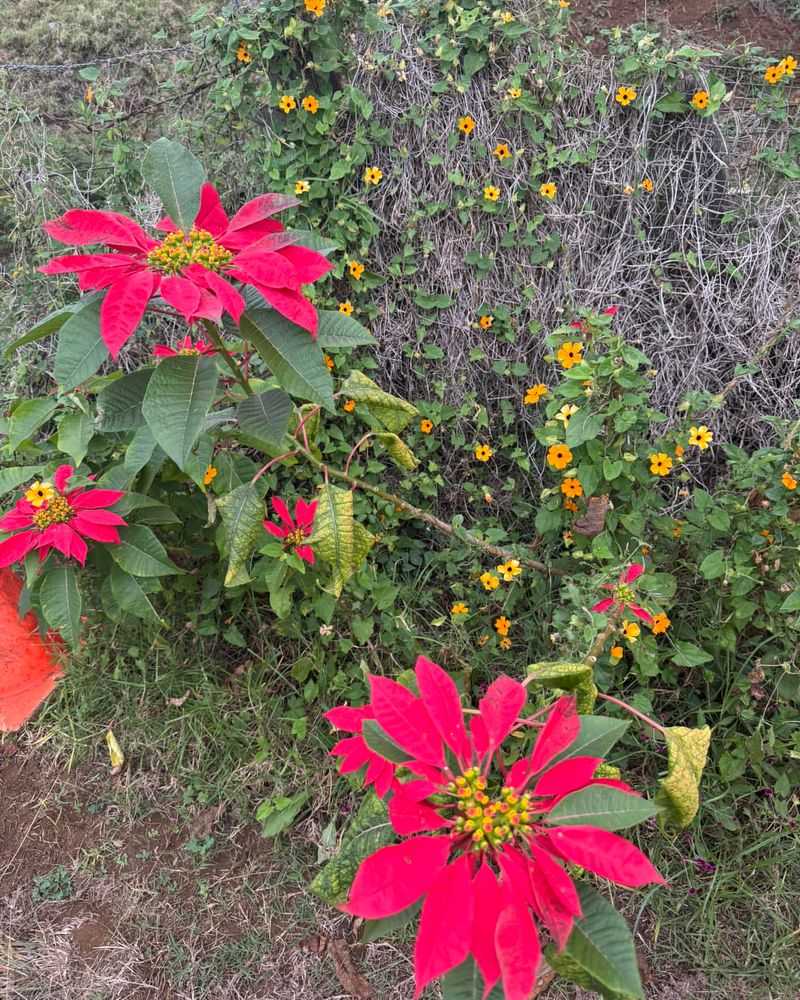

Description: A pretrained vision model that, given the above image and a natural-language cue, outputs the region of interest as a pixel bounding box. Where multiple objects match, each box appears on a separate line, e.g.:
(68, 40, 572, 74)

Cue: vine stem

(582, 605, 624, 666)
(295, 444, 562, 576)
(595, 692, 666, 735)
(251, 451, 299, 485)
(201, 320, 253, 396)
(344, 433, 375, 475)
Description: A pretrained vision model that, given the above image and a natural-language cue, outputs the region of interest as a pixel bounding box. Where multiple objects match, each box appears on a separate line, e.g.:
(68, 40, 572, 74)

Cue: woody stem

(201, 320, 253, 396)
(582, 605, 624, 666)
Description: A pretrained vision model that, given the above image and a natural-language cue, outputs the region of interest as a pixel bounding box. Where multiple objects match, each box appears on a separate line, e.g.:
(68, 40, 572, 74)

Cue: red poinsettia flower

(324, 704, 398, 798)
(327, 657, 664, 999)
(604, 305, 619, 316)
(0, 567, 65, 732)
(0, 466, 127, 567)
(591, 563, 652, 623)
(262, 497, 317, 564)
(153, 334, 218, 359)
(40, 183, 333, 356)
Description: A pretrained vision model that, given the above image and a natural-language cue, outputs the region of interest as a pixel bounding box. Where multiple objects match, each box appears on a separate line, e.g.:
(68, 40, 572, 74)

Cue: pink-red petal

(591, 597, 615, 614)
(470, 863, 504, 997)
(533, 756, 602, 799)
(256, 285, 319, 336)
(495, 901, 541, 1000)
(623, 563, 644, 584)
(159, 275, 202, 322)
(545, 826, 666, 887)
(293, 544, 315, 564)
(294, 498, 318, 531)
(69, 489, 125, 510)
(0, 531, 39, 568)
(389, 785, 447, 836)
(369, 675, 444, 767)
(53, 466, 75, 492)
(528, 842, 581, 950)
(270, 496, 295, 531)
(628, 604, 653, 624)
(325, 705, 370, 732)
(193, 183, 229, 237)
(99, 270, 159, 357)
(479, 676, 526, 756)
(529, 696, 579, 774)
(345, 835, 452, 919)
(414, 855, 474, 997)
(414, 656, 471, 764)
(227, 193, 299, 232)
(187, 265, 245, 322)
(277, 244, 334, 284)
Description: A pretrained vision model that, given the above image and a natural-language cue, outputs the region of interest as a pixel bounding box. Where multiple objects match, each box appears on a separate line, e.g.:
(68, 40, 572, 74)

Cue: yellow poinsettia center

(284, 527, 306, 547)
(615, 584, 634, 604)
(32, 495, 74, 530)
(146, 228, 233, 275)
(448, 768, 534, 851)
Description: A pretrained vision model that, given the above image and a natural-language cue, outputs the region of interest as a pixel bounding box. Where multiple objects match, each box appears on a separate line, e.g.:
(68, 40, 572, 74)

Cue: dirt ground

(573, 0, 800, 51)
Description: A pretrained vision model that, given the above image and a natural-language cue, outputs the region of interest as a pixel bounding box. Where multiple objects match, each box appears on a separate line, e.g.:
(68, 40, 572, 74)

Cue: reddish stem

(250, 450, 299, 485)
(595, 692, 666, 734)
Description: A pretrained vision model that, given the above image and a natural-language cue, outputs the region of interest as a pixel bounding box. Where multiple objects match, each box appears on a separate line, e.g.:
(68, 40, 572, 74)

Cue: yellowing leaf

(339, 371, 418, 433)
(375, 432, 419, 471)
(655, 725, 712, 828)
(309, 485, 376, 597)
(217, 483, 265, 587)
(106, 729, 125, 773)
(527, 660, 597, 712)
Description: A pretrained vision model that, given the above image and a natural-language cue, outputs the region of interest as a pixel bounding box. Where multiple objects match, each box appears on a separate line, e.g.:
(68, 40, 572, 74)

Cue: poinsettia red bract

(327, 656, 664, 999)
(40, 183, 333, 356)
(0, 465, 126, 568)
(263, 496, 317, 564)
(591, 563, 652, 623)
(153, 334, 218, 359)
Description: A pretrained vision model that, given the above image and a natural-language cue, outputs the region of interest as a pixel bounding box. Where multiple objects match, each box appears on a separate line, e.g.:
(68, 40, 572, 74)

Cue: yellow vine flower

(458, 115, 476, 135)
(690, 90, 709, 110)
(782, 470, 798, 491)
(674, 444, 685, 459)
(474, 443, 493, 462)
(324, 354, 335, 370)
(304, 0, 326, 16)
(506, 87, 522, 99)
(483, 185, 501, 202)
(419, 419, 433, 434)
(343, 399, 356, 413)
(547, 444, 573, 470)
(480, 571, 500, 592)
(615, 86, 637, 107)
(559, 0, 570, 7)
(524, 384, 548, 405)
(451, 602, 470, 616)
(499, 637, 512, 650)
(477, 633, 490, 647)
(494, 616, 511, 637)
(279, 95, 297, 113)
(539, 182, 557, 200)
(338, 300, 354, 315)
(688, 425, 713, 450)
(563, 498, 578, 512)
(649, 452, 673, 476)
(555, 403, 578, 426)
(496, 559, 522, 582)
(493, 143, 512, 161)
(294, 180, 310, 194)
(203, 465, 218, 487)
(25, 482, 55, 508)
(640, 178, 654, 192)
(499, 11, 515, 23)
(236, 43, 252, 64)
(780, 55, 796, 76)
(302, 95, 319, 113)
(621, 620, 640, 642)
(84, 84, 94, 103)
(672, 521, 684, 539)
(764, 64, 785, 85)
(609, 645, 623, 660)
(651, 612, 671, 635)
(560, 478, 583, 498)
(363, 166, 383, 185)
(479, 314, 494, 330)
(348, 260, 365, 280)
(556, 341, 583, 369)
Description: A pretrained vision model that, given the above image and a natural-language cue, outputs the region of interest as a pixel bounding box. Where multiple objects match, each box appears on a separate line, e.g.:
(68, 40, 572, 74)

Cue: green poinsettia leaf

(339, 370, 419, 433)
(308, 484, 376, 597)
(655, 725, 712, 829)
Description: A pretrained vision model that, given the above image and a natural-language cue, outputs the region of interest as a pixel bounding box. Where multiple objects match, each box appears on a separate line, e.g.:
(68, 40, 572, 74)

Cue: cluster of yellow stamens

(284, 527, 307, 547)
(146, 228, 233, 275)
(448, 768, 533, 851)
(32, 494, 74, 530)
(615, 584, 634, 605)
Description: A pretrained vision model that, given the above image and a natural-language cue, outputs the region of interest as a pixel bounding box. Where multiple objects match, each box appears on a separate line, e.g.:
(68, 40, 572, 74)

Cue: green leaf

(236, 389, 293, 449)
(217, 483, 266, 587)
(309, 484, 376, 597)
(285, 230, 340, 256)
(141, 137, 205, 231)
(526, 660, 597, 712)
(655, 725, 712, 829)
(240, 309, 335, 411)
(96, 370, 152, 432)
(53, 296, 109, 390)
(779, 590, 800, 612)
(559, 716, 631, 762)
(375, 432, 419, 471)
(670, 641, 712, 667)
(310, 793, 394, 905)
(0, 466, 43, 499)
(546, 785, 658, 831)
(4, 299, 89, 358)
(339, 370, 418, 433)
(109, 564, 162, 624)
(8, 398, 58, 449)
(256, 791, 309, 838)
(39, 565, 82, 648)
(699, 549, 725, 580)
(141, 356, 218, 470)
(57, 411, 94, 466)
(361, 719, 413, 763)
(361, 901, 422, 943)
(566, 409, 605, 448)
(110, 524, 184, 577)
(124, 424, 159, 476)
(548, 884, 644, 999)
(316, 309, 376, 348)
(441, 957, 504, 1000)
(655, 91, 688, 114)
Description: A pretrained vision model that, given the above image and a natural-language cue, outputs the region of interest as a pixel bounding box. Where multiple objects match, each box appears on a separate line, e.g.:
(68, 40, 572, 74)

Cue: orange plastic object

(0, 568, 64, 731)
